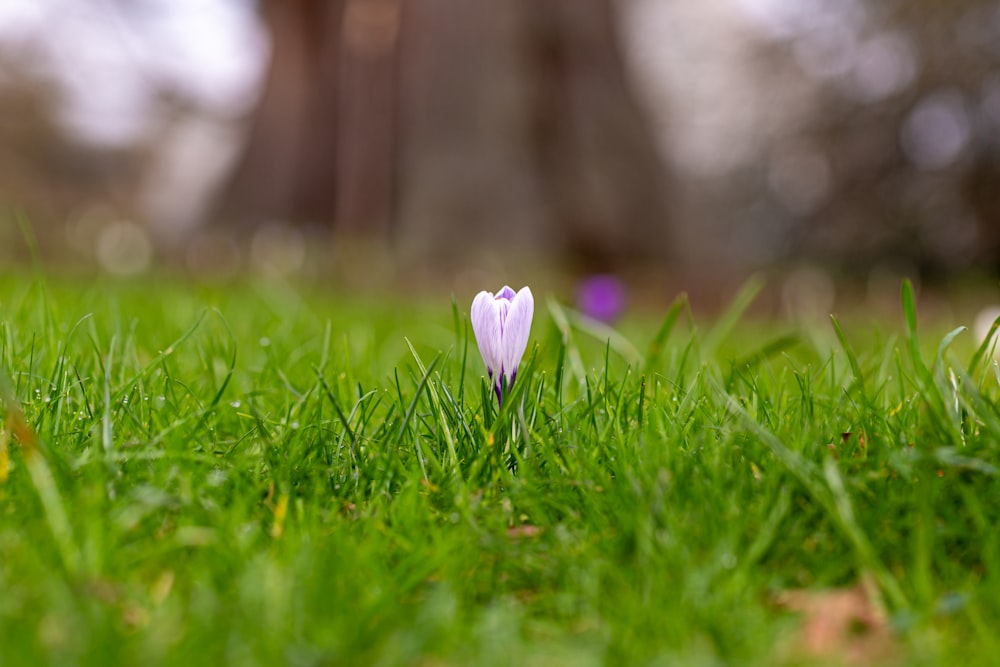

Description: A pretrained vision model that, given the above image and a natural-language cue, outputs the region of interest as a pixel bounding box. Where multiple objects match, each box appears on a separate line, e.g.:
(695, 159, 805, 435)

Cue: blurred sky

(625, 0, 921, 177)
(0, 0, 269, 146)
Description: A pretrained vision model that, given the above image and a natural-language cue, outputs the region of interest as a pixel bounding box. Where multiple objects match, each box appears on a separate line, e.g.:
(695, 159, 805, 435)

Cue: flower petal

(500, 286, 533, 385)
(496, 285, 517, 301)
(470, 290, 502, 377)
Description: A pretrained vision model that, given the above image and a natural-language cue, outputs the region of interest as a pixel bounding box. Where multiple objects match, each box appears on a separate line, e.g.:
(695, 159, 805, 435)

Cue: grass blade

(704, 275, 764, 355)
(644, 293, 687, 373)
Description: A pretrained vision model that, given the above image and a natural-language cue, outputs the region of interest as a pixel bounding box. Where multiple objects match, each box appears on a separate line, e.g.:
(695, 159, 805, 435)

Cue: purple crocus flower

(470, 285, 534, 405)
(576, 274, 626, 324)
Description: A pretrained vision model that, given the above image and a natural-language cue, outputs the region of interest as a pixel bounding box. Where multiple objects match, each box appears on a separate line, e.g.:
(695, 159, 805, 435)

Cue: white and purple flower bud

(470, 285, 534, 405)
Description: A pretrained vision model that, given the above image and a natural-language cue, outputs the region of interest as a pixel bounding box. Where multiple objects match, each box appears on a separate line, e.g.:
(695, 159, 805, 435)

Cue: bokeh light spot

(901, 91, 971, 171)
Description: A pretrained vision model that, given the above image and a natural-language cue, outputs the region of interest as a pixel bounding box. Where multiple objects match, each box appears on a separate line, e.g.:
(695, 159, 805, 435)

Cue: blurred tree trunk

(221, 0, 398, 234)
(524, 0, 671, 265)
(219, 0, 670, 266)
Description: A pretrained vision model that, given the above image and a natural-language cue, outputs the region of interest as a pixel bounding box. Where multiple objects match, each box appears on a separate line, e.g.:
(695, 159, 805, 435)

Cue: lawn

(0, 274, 998, 665)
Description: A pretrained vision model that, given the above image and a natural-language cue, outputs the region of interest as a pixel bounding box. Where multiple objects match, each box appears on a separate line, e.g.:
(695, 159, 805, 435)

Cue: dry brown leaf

(6, 407, 38, 453)
(0, 423, 8, 484)
(506, 524, 542, 538)
(776, 581, 896, 665)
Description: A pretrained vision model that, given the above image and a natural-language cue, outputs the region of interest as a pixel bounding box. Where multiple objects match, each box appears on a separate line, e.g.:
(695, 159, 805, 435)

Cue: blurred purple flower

(470, 285, 534, 405)
(576, 275, 626, 323)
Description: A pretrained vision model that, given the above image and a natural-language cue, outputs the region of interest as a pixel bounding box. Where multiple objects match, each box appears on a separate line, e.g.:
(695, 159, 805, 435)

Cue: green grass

(1, 273, 999, 665)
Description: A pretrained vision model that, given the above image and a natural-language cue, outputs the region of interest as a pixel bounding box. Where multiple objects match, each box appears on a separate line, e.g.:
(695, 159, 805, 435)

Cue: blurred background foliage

(0, 0, 999, 292)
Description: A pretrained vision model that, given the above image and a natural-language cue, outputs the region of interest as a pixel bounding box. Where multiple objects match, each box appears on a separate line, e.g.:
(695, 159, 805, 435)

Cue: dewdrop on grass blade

(470, 286, 534, 406)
